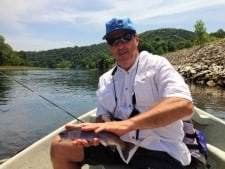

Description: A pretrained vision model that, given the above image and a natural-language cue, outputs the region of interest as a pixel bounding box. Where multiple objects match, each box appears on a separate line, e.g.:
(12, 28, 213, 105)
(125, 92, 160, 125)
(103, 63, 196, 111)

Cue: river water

(0, 69, 224, 159)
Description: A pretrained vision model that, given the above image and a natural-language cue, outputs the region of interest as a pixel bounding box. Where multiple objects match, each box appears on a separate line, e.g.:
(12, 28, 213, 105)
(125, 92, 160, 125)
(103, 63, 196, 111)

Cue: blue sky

(0, 0, 225, 51)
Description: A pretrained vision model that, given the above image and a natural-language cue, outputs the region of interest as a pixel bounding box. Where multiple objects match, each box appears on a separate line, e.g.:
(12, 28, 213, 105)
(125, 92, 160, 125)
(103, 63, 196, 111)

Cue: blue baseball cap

(103, 16, 136, 39)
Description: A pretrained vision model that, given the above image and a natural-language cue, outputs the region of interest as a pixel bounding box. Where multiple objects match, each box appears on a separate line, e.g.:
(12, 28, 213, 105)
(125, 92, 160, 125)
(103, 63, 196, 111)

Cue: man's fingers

(65, 123, 88, 130)
(71, 138, 100, 147)
(92, 138, 100, 146)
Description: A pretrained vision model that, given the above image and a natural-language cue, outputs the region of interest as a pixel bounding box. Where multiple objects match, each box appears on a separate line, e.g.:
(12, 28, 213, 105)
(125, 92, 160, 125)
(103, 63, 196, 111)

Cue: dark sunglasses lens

(107, 38, 117, 45)
(107, 33, 133, 46)
(122, 34, 132, 41)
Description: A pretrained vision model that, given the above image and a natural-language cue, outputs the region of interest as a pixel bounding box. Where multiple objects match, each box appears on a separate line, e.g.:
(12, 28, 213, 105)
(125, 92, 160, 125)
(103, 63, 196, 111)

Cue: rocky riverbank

(164, 39, 225, 88)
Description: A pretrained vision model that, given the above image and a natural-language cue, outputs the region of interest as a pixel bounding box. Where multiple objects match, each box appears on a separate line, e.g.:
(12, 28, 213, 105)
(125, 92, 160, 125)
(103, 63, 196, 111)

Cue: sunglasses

(106, 33, 134, 46)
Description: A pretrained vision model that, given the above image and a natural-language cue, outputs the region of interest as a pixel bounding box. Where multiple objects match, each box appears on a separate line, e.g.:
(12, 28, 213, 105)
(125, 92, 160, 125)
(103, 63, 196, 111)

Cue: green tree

(194, 20, 208, 47)
(210, 28, 225, 38)
(0, 35, 14, 65)
(56, 60, 73, 68)
(0, 35, 27, 66)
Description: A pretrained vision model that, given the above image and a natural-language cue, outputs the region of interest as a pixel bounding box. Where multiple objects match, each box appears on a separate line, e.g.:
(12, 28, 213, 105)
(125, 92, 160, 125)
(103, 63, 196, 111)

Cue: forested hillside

(139, 28, 194, 54)
(1, 27, 225, 70)
(25, 28, 195, 69)
(26, 43, 112, 70)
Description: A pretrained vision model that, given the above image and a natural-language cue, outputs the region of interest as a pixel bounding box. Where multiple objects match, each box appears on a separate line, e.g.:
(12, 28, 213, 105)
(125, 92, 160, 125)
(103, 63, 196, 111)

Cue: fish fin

(99, 140, 107, 147)
(121, 142, 135, 160)
(108, 145, 117, 151)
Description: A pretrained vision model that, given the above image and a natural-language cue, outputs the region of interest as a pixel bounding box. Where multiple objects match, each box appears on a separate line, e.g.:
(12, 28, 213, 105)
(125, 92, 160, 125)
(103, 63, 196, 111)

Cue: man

(51, 16, 193, 169)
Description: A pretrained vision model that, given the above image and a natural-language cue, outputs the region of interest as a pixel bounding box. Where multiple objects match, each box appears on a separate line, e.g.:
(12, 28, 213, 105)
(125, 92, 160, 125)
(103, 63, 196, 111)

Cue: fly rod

(0, 71, 84, 123)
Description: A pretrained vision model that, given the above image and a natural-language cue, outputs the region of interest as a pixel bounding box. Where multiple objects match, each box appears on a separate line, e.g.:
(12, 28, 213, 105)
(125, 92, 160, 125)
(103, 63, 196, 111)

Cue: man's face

(106, 30, 139, 68)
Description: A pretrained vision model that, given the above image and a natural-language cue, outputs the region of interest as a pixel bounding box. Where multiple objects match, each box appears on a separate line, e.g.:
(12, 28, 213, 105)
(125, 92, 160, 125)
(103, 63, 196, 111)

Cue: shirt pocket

(134, 71, 158, 107)
(96, 83, 116, 113)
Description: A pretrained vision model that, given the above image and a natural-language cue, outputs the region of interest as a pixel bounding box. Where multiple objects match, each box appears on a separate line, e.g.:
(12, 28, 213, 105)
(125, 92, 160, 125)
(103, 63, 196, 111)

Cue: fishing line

(0, 71, 84, 123)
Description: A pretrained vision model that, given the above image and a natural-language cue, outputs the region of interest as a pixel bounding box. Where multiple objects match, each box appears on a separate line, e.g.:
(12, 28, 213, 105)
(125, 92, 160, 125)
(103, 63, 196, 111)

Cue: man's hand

(80, 120, 134, 136)
(64, 124, 100, 147)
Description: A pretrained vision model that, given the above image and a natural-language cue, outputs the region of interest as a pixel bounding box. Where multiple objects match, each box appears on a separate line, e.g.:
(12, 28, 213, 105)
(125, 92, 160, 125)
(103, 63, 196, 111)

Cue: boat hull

(0, 107, 224, 169)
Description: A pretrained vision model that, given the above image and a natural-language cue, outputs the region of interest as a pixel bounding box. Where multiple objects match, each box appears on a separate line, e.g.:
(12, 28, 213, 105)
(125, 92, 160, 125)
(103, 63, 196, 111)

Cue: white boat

(0, 107, 225, 169)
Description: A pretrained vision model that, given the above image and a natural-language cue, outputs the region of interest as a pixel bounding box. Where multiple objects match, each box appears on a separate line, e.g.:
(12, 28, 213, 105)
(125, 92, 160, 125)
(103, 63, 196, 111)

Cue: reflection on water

(0, 69, 100, 159)
(0, 70, 224, 159)
(0, 74, 13, 105)
(189, 83, 225, 119)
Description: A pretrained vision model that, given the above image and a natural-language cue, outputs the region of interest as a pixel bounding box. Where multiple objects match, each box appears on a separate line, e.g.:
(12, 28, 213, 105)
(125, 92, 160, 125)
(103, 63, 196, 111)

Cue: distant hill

(140, 28, 194, 41)
(138, 28, 195, 55)
(25, 28, 195, 69)
(26, 43, 110, 69)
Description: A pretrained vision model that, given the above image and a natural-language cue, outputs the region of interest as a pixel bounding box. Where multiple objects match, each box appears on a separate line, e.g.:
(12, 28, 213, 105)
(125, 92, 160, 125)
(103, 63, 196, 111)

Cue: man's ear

(135, 34, 140, 44)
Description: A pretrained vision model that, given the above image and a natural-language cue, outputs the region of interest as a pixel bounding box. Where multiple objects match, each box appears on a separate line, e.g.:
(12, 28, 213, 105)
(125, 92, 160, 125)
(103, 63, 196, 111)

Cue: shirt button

(132, 136, 135, 139)
(125, 88, 128, 90)
(129, 105, 132, 107)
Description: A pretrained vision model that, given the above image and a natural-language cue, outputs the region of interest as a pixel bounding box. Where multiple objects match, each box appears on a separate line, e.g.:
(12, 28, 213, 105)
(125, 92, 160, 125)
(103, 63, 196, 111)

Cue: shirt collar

(116, 55, 140, 74)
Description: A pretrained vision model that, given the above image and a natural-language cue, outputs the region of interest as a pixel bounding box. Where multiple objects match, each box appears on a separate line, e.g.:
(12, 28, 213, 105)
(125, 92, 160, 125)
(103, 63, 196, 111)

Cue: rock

(207, 80, 216, 86)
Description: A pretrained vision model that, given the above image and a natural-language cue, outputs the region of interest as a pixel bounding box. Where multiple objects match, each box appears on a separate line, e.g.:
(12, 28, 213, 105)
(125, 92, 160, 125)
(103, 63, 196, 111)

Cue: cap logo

(110, 19, 123, 30)
(117, 20, 123, 26)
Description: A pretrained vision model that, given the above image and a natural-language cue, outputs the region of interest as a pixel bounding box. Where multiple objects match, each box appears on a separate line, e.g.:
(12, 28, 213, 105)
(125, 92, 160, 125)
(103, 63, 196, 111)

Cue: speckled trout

(59, 128, 126, 149)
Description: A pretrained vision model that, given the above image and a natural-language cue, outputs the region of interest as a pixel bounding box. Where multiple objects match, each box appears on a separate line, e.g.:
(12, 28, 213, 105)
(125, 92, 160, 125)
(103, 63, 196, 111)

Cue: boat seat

(193, 109, 211, 125)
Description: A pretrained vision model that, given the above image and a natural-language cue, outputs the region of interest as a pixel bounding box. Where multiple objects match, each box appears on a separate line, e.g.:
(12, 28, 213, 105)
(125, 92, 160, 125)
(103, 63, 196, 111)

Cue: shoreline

(0, 66, 48, 70)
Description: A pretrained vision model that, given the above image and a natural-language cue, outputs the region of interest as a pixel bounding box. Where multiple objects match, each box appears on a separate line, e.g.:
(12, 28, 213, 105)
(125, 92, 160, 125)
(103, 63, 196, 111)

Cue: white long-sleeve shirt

(96, 51, 192, 165)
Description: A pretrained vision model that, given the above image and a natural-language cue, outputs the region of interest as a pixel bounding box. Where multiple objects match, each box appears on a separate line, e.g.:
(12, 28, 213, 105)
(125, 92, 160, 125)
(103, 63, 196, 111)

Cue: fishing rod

(0, 71, 84, 123)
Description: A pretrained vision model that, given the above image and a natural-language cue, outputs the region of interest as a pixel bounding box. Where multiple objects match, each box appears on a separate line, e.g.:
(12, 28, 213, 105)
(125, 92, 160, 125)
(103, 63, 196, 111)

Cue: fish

(59, 127, 126, 149)
(59, 127, 136, 160)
